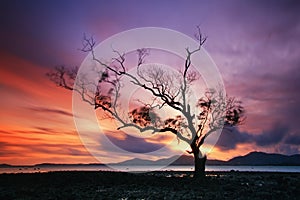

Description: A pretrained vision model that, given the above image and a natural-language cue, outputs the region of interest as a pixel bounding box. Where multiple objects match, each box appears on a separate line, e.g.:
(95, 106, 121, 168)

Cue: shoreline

(1, 165, 300, 174)
(0, 171, 299, 199)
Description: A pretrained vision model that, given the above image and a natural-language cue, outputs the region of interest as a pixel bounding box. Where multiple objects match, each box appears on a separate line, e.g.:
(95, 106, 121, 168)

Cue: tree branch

(47, 27, 245, 163)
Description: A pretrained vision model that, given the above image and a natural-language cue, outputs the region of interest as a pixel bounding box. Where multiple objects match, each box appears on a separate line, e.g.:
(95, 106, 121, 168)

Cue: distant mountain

(0, 163, 104, 168)
(113, 151, 300, 166)
(170, 155, 226, 165)
(113, 155, 225, 166)
(34, 163, 105, 167)
(113, 158, 159, 166)
(1, 152, 300, 167)
(226, 151, 300, 166)
(0, 164, 12, 168)
(113, 156, 183, 166)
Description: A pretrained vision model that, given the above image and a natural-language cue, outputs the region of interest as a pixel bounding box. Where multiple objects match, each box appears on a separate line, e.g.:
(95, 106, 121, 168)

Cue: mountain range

(114, 151, 300, 166)
(1, 152, 300, 167)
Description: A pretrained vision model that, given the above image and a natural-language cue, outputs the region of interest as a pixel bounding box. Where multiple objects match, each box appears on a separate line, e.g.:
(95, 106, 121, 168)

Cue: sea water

(1, 165, 300, 174)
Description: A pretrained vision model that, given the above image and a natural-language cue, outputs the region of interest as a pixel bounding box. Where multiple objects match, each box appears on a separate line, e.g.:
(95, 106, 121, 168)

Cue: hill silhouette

(114, 151, 300, 166)
(1, 152, 300, 167)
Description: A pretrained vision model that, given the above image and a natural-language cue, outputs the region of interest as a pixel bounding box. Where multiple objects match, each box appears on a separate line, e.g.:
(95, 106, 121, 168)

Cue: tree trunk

(193, 150, 207, 179)
(190, 135, 207, 179)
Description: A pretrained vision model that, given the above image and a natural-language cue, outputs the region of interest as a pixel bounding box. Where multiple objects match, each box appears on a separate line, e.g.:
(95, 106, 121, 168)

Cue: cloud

(216, 123, 300, 155)
(1, 0, 300, 163)
(255, 124, 289, 146)
(0, 134, 91, 161)
(274, 144, 300, 155)
(28, 144, 91, 157)
(204, 0, 300, 138)
(32, 127, 57, 134)
(0, 126, 93, 164)
(28, 106, 73, 117)
(284, 133, 300, 146)
(105, 131, 165, 154)
(215, 127, 253, 150)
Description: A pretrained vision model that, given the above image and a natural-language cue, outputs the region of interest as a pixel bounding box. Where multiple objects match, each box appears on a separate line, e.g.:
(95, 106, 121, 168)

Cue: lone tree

(48, 27, 244, 178)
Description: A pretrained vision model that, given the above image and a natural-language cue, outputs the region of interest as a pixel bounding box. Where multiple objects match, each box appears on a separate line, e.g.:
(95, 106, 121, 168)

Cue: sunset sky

(1, 0, 300, 165)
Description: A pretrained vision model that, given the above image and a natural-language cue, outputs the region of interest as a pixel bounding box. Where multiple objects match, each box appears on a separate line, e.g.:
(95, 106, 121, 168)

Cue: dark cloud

(275, 144, 300, 155)
(67, 148, 89, 156)
(31, 144, 90, 156)
(284, 133, 300, 145)
(0, 141, 89, 157)
(216, 123, 299, 154)
(0, 81, 30, 99)
(216, 127, 253, 150)
(0, 130, 11, 135)
(32, 127, 57, 133)
(30, 127, 75, 135)
(255, 124, 289, 146)
(28, 106, 73, 117)
(105, 131, 164, 154)
(0, 128, 75, 140)
(0, 141, 19, 156)
(0, 141, 8, 149)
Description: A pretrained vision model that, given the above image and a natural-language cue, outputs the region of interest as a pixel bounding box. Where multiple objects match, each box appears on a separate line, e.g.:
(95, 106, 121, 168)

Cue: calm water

(1, 165, 300, 174)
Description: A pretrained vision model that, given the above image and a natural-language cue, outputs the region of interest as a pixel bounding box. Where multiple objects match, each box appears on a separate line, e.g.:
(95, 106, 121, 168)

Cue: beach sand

(0, 171, 299, 199)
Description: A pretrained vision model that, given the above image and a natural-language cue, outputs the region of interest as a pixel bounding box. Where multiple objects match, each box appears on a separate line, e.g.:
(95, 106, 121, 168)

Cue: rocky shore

(0, 171, 299, 199)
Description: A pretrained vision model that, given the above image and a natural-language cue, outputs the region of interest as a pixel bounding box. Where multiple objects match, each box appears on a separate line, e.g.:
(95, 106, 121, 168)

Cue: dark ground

(0, 171, 299, 199)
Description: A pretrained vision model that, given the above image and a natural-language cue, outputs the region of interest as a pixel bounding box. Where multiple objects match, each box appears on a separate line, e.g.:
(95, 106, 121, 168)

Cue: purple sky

(1, 0, 300, 164)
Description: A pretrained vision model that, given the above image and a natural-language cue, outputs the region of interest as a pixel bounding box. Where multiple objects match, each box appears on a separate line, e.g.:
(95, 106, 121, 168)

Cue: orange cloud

(1, 51, 287, 165)
(0, 52, 98, 165)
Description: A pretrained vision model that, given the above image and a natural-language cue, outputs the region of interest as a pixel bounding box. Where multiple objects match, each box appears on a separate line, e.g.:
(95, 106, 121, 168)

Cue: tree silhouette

(47, 27, 244, 178)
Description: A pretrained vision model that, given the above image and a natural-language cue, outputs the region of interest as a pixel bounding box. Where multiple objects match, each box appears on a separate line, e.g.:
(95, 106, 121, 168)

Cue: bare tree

(47, 27, 244, 178)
